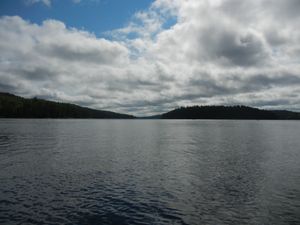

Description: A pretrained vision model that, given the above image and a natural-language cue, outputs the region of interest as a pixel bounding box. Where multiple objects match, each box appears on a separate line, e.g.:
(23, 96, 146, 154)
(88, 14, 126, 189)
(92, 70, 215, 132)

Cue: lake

(0, 119, 299, 225)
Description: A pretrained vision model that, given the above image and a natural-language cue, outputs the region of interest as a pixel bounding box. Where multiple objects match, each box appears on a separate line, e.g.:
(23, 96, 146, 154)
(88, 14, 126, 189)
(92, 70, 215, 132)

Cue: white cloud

(1, 0, 300, 115)
(25, 0, 101, 7)
(26, 0, 52, 7)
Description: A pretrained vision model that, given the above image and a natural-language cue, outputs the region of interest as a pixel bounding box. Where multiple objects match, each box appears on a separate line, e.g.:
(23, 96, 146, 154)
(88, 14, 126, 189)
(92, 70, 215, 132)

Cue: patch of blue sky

(0, 0, 154, 36)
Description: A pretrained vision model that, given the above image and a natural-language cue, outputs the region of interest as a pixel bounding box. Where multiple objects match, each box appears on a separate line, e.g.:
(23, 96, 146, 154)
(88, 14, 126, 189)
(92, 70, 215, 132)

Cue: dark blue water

(0, 119, 299, 225)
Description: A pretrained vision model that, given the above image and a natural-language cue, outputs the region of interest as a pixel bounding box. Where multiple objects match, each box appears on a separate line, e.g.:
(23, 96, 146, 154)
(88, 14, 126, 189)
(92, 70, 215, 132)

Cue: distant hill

(1, 93, 300, 120)
(271, 110, 300, 120)
(161, 105, 300, 120)
(0, 93, 134, 119)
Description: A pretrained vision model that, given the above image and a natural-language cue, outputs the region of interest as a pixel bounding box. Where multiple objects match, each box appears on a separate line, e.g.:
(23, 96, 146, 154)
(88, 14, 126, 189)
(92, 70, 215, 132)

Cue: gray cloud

(1, 0, 300, 116)
(0, 82, 15, 93)
(37, 39, 128, 65)
(198, 27, 268, 67)
(264, 0, 300, 20)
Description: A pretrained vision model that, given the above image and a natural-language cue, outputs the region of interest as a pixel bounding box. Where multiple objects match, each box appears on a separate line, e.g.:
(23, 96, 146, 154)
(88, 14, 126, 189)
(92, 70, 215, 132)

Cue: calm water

(0, 119, 299, 225)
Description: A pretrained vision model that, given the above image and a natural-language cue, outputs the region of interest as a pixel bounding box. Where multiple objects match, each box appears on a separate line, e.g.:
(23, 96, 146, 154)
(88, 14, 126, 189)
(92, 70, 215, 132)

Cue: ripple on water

(0, 120, 300, 225)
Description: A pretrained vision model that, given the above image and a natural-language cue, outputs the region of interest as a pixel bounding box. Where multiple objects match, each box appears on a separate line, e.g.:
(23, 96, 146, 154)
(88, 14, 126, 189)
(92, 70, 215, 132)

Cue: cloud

(26, 0, 52, 7)
(194, 25, 269, 67)
(1, 0, 300, 115)
(25, 0, 100, 7)
(35, 21, 129, 65)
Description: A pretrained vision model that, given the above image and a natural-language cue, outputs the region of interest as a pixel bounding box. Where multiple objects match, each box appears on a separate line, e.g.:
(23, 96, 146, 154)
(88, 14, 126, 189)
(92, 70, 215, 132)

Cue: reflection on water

(0, 119, 299, 225)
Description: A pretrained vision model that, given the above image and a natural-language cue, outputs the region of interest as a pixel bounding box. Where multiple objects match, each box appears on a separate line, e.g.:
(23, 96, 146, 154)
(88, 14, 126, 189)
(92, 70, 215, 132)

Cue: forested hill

(161, 105, 300, 120)
(1, 93, 300, 119)
(0, 93, 134, 119)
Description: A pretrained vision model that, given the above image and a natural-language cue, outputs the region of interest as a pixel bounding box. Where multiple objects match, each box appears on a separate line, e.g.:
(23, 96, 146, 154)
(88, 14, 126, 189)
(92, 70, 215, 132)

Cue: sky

(0, 0, 300, 116)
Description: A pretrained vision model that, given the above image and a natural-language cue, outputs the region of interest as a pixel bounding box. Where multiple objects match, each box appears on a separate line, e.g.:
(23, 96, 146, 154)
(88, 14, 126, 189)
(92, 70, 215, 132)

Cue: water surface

(0, 119, 299, 224)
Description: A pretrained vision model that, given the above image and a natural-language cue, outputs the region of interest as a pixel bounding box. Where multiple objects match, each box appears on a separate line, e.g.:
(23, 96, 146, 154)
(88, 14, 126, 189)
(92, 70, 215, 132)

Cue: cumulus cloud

(1, 0, 300, 115)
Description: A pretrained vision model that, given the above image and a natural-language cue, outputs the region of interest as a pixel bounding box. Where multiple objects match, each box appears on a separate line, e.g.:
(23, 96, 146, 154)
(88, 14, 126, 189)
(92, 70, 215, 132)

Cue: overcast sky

(0, 0, 300, 115)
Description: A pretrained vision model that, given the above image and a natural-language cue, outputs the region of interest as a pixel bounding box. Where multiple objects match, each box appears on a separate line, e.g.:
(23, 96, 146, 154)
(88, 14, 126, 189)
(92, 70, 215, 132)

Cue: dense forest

(161, 105, 300, 120)
(0, 93, 134, 119)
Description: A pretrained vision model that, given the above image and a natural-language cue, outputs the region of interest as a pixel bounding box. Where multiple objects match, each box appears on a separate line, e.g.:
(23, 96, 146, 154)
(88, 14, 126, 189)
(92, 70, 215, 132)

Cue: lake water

(0, 119, 299, 225)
